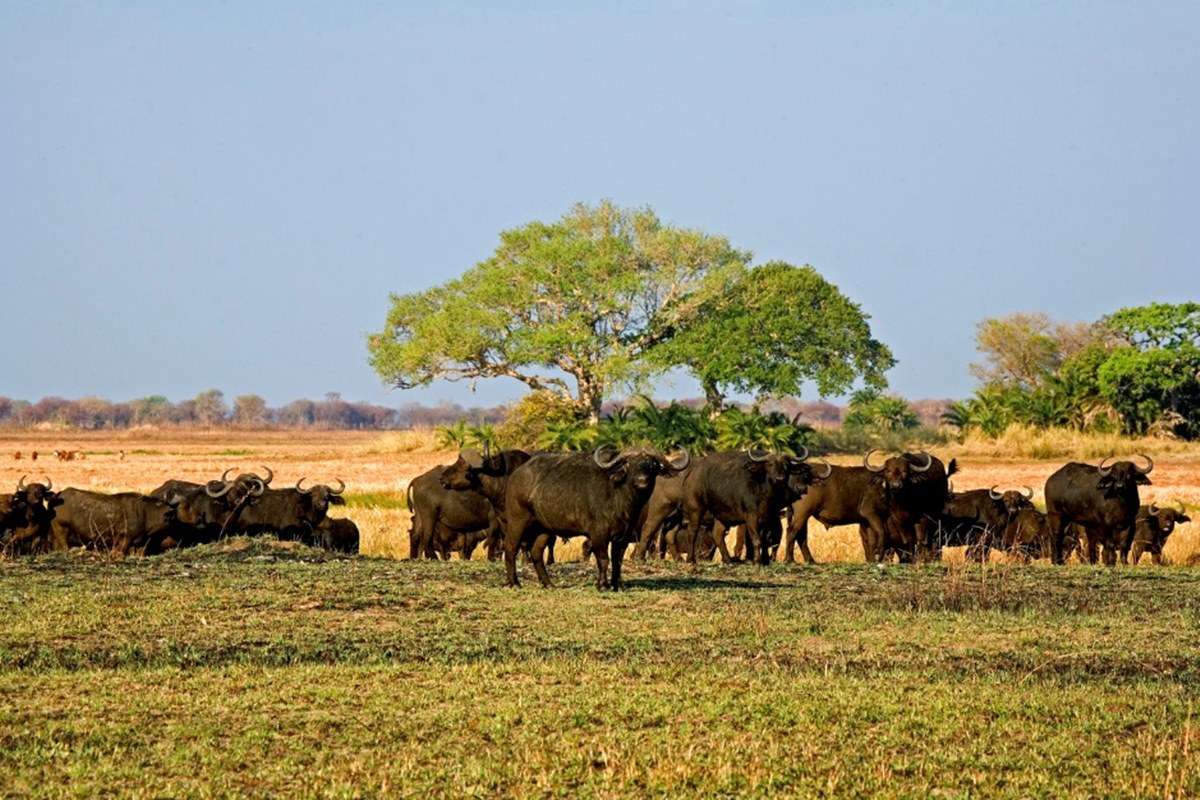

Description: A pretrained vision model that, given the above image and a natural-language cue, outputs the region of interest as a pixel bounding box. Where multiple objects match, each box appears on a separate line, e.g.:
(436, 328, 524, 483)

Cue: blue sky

(2, 2, 1196, 407)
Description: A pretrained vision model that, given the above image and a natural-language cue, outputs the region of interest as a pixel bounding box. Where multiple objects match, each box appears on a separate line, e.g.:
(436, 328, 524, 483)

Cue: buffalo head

(745, 446, 813, 487)
(989, 485, 1035, 514)
(294, 477, 347, 514)
(15, 475, 54, 507)
(1147, 500, 1191, 535)
(594, 445, 690, 490)
(864, 450, 933, 491)
(1097, 454, 1153, 493)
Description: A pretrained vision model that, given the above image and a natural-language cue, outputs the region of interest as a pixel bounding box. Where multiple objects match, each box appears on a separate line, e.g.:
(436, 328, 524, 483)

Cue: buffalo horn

(1149, 503, 1160, 515)
(260, 466, 274, 485)
(989, 486, 1002, 500)
(296, 477, 310, 494)
(206, 480, 233, 498)
(1135, 453, 1154, 475)
(863, 449, 886, 473)
(792, 445, 810, 462)
(17, 475, 26, 491)
(910, 451, 933, 472)
(1098, 456, 1115, 476)
(747, 448, 771, 462)
(813, 459, 833, 479)
(1022, 485, 1035, 500)
(250, 478, 265, 497)
(666, 449, 691, 471)
(221, 467, 237, 482)
(593, 445, 622, 469)
(329, 478, 345, 495)
(43, 476, 51, 491)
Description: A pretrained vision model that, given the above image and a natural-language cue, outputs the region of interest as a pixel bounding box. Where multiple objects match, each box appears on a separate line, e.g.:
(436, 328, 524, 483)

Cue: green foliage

(842, 389, 919, 433)
(536, 420, 597, 452)
(369, 201, 749, 419)
(494, 391, 583, 450)
(648, 261, 893, 406)
(434, 420, 471, 449)
(712, 407, 810, 454)
(962, 303, 1200, 440)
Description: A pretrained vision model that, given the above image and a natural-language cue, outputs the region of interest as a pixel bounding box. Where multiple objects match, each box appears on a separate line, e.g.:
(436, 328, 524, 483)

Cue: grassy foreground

(1, 542, 1198, 798)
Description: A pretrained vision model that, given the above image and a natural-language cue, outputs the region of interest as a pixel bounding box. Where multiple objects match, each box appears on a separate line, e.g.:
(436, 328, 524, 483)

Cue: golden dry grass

(2, 429, 1198, 565)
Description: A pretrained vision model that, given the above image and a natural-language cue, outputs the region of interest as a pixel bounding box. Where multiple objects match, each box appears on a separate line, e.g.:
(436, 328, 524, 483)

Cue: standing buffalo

(1129, 502, 1190, 565)
(1045, 455, 1152, 565)
(503, 446, 689, 589)
(438, 448, 533, 560)
(47, 488, 179, 556)
(936, 485, 1034, 561)
(407, 464, 493, 560)
(679, 449, 825, 566)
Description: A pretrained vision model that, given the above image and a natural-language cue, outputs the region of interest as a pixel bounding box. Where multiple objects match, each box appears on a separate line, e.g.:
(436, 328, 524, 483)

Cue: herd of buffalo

(409, 446, 1190, 589)
(0, 446, 1191, 588)
(0, 468, 358, 557)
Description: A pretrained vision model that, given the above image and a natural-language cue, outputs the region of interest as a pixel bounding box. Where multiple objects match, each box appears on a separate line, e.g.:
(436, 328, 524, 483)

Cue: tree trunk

(577, 377, 604, 425)
(703, 380, 724, 417)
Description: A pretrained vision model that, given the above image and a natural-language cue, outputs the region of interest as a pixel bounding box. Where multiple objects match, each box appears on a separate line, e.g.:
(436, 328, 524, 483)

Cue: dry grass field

(3, 428, 1198, 564)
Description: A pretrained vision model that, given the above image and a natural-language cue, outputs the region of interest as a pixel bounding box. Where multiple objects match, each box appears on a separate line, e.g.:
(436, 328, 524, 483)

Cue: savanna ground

(1, 429, 1199, 797)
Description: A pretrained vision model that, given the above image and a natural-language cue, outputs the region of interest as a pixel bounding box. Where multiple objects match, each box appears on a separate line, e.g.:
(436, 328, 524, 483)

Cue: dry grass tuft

(946, 425, 1200, 461)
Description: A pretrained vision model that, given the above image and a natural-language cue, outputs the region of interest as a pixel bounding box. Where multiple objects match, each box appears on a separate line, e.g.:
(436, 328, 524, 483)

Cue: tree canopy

(646, 261, 893, 408)
(369, 203, 893, 419)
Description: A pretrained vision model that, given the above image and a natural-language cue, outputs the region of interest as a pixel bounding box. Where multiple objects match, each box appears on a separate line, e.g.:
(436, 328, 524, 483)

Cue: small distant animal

(54, 450, 80, 462)
(30, 451, 37, 461)
(119, 451, 126, 461)
(13, 452, 21, 460)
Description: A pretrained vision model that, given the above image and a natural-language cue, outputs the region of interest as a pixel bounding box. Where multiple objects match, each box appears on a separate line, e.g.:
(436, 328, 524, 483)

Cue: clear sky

(3, 2, 1197, 408)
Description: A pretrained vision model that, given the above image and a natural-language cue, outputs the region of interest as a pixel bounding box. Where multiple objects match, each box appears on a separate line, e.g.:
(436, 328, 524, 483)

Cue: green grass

(1, 543, 1198, 797)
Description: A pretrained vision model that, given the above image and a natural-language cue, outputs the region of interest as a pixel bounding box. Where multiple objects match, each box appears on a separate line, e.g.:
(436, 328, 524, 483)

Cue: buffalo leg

(786, 510, 818, 565)
(711, 521, 736, 563)
(733, 525, 746, 561)
(592, 538, 610, 590)
(1151, 547, 1163, 566)
(529, 533, 554, 588)
(610, 539, 628, 591)
(861, 513, 888, 563)
(634, 504, 672, 560)
(546, 536, 557, 565)
(1047, 512, 1068, 565)
(1130, 541, 1145, 565)
(503, 509, 532, 587)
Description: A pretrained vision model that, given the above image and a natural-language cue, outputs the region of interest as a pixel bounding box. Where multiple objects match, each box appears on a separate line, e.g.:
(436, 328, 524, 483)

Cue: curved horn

(206, 480, 233, 498)
(747, 448, 771, 462)
(250, 478, 265, 497)
(593, 445, 621, 469)
(1022, 485, 1035, 500)
(1098, 455, 1115, 476)
(813, 459, 833, 479)
(863, 449, 886, 473)
(260, 466, 274, 485)
(17, 475, 25, 491)
(989, 486, 1002, 500)
(329, 478, 345, 495)
(1135, 453, 1154, 475)
(666, 449, 691, 471)
(295, 478, 310, 494)
(42, 476, 51, 491)
(1149, 503, 1160, 515)
(910, 451, 933, 472)
(792, 445, 810, 462)
(221, 467, 237, 482)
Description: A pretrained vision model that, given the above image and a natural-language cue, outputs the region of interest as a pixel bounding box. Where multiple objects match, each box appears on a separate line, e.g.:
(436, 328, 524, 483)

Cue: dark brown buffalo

(1045, 456, 1152, 565)
(406, 465, 491, 560)
(148, 469, 256, 548)
(503, 446, 689, 590)
(313, 517, 360, 553)
(1129, 502, 1190, 565)
(47, 488, 178, 556)
(936, 484, 1034, 561)
(1, 476, 56, 554)
(439, 448, 533, 560)
(1000, 507, 1053, 561)
(679, 449, 823, 566)
(785, 451, 954, 563)
(229, 476, 345, 541)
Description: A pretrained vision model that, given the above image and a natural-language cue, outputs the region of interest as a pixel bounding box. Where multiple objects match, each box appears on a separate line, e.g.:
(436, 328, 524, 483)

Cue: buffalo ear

(330, 495, 346, 506)
(1180, 513, 1192, 524)
(1137, 474, 1152, 485)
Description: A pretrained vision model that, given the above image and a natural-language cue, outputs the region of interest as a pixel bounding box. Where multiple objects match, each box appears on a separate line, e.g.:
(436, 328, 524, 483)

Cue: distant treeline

(0, 391, 949, 432)
(0, 391, 506, 431)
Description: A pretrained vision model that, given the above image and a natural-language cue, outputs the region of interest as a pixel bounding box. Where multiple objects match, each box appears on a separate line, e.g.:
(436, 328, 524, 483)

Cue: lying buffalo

(1045, 455, 1152, 565)
(503, 446, 689, 589)
(313, 517, 360, 554)
(47, 488, 178, 556)
(936, 485, 1034, 561)
(230, 476, 345, 541)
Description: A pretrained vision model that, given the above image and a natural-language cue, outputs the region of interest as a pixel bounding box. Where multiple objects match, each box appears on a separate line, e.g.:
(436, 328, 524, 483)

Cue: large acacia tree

(370, 202, 893, 421)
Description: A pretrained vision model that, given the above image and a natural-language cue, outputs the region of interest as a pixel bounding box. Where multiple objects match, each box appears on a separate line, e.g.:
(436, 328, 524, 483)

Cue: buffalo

(148, 468, 258, 547)
(2, 476, 56, 554)
(1045, 455, 1152, 565)
(313, 517, 361, 554)
(439, 448, 533, 560)
(936, 484, 1034, 561)
(47, 488, 179, 556)
(1129, 502, 1190, 565)
(503, 446, 689, 589)
(679, 449, 825, 566)
(230, 475, 345, 540)
(407, 464, 492, 560)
